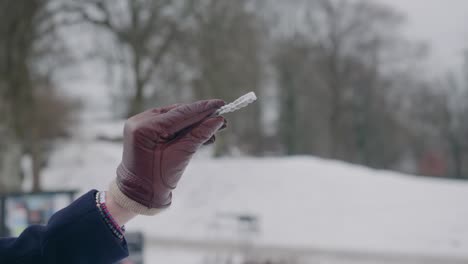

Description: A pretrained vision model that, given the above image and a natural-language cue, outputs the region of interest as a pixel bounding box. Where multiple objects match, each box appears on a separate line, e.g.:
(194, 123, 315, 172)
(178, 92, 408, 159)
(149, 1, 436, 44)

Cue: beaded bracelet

(95, 191, 125, 240)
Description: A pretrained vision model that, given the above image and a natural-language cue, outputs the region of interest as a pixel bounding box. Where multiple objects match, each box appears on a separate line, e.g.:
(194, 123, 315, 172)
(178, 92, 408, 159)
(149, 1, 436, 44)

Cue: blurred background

(0, 0, 467, 263)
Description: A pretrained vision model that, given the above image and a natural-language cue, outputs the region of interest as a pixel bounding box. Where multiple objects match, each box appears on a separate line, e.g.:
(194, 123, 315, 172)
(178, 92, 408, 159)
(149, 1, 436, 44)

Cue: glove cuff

(108, 180, 164, 216)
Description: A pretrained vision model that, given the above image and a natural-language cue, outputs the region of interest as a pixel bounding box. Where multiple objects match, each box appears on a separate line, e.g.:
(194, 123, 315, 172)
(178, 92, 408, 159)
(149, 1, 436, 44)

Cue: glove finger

(202, 117, 227, 145)
(219, 118, 228, 131)
(155, 103, 184, 114)
(202, 118, 227, 145)
(160, 99, 225, 136)
(178, 116, 224, 150)
(133, 103, 183, 117)
(203, 135, 216, 145)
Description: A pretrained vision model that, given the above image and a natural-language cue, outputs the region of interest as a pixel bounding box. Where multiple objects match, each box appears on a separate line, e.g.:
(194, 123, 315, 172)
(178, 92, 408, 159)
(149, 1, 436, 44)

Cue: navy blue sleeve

(0, 190, 129, 264)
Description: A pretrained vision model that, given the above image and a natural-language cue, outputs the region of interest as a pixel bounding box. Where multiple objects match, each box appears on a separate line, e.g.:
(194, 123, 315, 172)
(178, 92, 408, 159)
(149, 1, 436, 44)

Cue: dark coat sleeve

(0, 190, 129, 264)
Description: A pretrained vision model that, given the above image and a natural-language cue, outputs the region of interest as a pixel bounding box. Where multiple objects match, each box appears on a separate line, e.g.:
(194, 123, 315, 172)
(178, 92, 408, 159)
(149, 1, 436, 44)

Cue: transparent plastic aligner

(215, 92, 257, 116)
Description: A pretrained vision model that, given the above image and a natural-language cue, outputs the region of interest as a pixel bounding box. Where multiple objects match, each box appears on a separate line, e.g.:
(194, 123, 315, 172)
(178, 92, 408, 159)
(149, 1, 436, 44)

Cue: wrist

(105, 191, 138, 226)
(108, 179, 165, 215)
(95, 191, 129, 241)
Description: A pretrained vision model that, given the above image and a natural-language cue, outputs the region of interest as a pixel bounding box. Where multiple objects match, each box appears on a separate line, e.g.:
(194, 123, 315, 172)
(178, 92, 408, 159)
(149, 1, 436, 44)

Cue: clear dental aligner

(215, 92, 257, 116)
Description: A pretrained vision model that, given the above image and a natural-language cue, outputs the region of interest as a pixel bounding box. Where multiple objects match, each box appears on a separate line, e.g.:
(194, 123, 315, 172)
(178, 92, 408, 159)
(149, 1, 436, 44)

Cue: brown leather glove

(109, 99, 225, 215)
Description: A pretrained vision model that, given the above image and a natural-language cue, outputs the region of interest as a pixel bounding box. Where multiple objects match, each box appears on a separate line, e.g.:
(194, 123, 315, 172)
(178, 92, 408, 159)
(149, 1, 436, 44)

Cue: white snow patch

(42, 142, 468, 260)
(38, 121, 468, 263)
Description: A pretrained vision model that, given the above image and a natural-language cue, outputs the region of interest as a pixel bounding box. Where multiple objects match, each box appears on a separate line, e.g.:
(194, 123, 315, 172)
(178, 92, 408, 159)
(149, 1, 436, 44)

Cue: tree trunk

(451, 141, 463, 179)
(30, 142, 42, 192)
(128, 85, 144, 117)
(329, 107, 340, 159)
(128, 51, 145, 117)
(0, 132, 23, 193)
(283, 80, 297, 155)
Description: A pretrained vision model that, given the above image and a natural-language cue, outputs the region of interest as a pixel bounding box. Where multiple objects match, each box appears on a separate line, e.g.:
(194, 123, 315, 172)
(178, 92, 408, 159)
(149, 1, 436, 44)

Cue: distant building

(419, 151, 447, 177)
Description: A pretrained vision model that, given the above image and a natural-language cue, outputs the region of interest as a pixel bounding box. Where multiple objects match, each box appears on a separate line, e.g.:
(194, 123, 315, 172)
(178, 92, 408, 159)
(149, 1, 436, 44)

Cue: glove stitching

(159, 144, 175, 190)
(150, 146, 156, 205)
(118, 163, 152, 187)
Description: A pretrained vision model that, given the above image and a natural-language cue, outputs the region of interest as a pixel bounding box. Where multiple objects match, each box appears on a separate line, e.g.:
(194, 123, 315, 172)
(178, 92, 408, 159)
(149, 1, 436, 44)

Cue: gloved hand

(109, 99, 226, 215)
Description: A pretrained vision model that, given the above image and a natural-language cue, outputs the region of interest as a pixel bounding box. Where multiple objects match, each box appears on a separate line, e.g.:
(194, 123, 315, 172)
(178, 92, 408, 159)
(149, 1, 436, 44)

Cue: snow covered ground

(39, 121, 468, 263)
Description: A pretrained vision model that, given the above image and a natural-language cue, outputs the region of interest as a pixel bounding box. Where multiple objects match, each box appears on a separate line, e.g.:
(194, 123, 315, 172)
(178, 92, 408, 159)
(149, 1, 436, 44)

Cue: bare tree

(0, 0, 76, 192)
(188, 0, 265, 156)
(435, 67, 468, 179)
(304, 0, 408, 160)
(407, 68, 468, 179)
(273, 0, 425, 170)
(273, 35, 330, 155)
(74, 0, 196, 116)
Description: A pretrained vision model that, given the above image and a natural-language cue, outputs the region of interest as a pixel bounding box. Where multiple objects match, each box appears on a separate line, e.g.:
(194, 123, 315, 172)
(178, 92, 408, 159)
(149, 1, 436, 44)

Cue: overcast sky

(372, 0, 468, 73)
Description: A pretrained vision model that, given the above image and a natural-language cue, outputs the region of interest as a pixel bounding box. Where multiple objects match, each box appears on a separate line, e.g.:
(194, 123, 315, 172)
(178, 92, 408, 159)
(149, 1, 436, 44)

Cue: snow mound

(41, 131, 468, 259)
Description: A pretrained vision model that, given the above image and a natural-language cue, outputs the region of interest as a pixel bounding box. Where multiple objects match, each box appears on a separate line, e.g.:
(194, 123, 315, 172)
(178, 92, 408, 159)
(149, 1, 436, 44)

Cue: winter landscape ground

(34, 120, 468, 264)
(3, 1, 468, 263)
